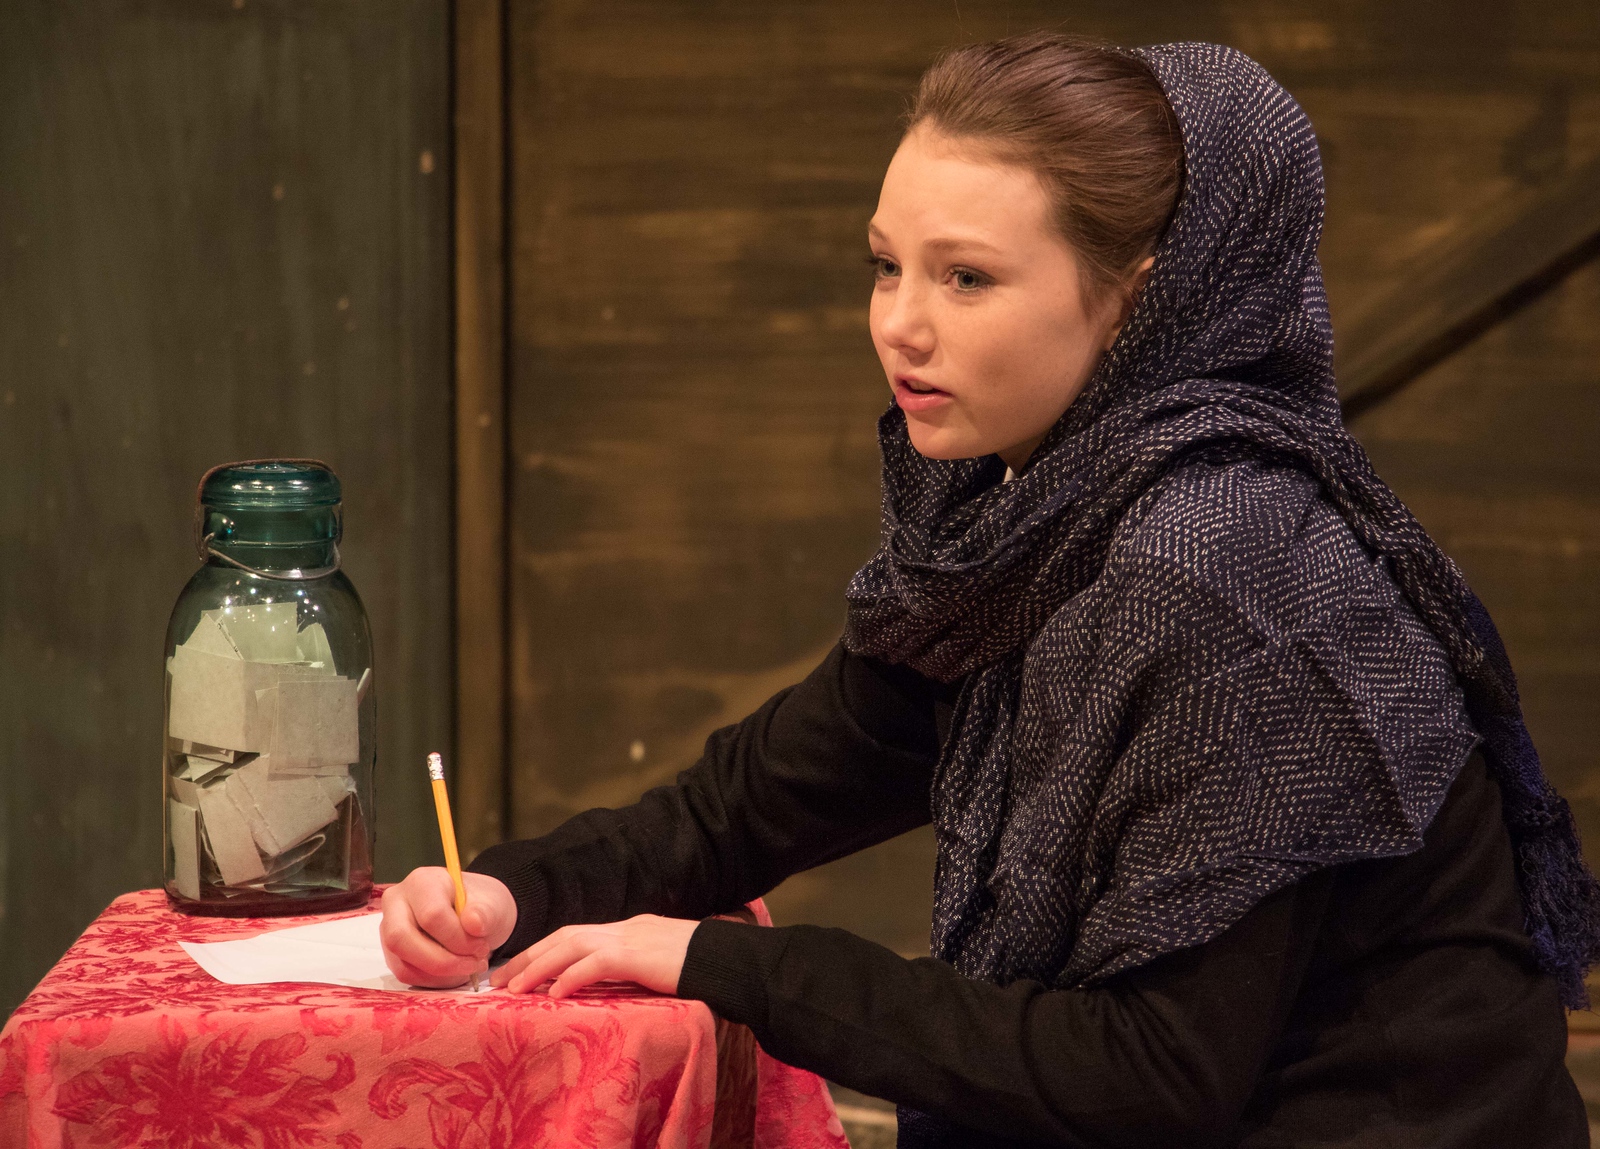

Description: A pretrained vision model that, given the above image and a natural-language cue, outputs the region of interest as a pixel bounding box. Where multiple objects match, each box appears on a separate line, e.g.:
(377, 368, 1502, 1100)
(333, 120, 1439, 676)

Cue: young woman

(380, 35, 1599, 1147)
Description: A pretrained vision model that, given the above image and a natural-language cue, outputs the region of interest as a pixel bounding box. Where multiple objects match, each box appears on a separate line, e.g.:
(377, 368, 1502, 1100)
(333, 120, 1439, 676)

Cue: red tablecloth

(0, 889, 850, 1149)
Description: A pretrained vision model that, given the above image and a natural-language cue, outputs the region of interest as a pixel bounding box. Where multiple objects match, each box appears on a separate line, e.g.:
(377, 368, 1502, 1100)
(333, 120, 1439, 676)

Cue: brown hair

(908, 33, 1184, 304)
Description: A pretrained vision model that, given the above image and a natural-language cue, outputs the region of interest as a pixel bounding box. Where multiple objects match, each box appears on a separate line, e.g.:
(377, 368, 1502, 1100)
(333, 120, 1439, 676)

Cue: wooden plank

(1338, 150, 1600, 418)
(453, 0, 510, 860)
(0, 0, 451, 1018)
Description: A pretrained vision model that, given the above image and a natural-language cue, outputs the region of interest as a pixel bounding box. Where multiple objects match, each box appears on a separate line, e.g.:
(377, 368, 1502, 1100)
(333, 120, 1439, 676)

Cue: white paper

(178, 913, 492, 993)
(273, 661, 337, 682)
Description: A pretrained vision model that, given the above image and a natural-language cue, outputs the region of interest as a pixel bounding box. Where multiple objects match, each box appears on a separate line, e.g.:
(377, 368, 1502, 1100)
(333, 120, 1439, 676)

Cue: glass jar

(163, 460, 375, 915)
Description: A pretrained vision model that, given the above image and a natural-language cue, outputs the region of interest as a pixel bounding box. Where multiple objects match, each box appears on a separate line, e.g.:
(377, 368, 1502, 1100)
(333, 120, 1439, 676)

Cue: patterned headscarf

(845, 37, 1600, 1036)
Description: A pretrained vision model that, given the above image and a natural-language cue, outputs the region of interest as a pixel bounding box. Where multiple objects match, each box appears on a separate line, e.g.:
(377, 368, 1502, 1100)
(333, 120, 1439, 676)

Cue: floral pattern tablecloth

(0, 889, 849, 1149)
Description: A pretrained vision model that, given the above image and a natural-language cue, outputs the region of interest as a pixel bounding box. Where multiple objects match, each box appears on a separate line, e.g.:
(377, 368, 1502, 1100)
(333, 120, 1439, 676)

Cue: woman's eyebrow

(866, 223, 1004, 257)
(920, 236, 1003, 256)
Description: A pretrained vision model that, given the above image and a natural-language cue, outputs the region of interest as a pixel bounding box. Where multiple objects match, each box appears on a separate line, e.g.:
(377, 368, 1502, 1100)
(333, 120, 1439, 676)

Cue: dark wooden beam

(1338, 151, 1600, 420)
(452, 0, 509, 860)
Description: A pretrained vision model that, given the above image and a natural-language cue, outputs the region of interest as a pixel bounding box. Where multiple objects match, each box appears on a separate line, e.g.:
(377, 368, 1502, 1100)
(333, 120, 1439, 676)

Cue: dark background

(0, 1, 452, 1013)
(2, 2, 1595, 1079)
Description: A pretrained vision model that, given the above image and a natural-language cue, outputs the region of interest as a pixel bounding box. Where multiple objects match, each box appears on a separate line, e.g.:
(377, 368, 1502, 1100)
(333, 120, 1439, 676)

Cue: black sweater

(468, 642, 1587, 1147)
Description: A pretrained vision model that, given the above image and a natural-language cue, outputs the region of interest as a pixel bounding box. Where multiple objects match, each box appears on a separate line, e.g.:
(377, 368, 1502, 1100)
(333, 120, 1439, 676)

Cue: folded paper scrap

(165, 603, 372, 894)
(179, 912, 493, 994)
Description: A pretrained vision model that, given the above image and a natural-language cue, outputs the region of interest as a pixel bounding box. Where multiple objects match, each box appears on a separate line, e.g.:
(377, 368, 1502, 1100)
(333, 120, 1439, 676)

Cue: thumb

(460, 900, 491, 937)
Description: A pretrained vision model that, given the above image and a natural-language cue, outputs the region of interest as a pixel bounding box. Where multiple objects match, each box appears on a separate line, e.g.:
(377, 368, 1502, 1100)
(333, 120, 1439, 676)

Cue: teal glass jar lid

(194, 459, 343, 579)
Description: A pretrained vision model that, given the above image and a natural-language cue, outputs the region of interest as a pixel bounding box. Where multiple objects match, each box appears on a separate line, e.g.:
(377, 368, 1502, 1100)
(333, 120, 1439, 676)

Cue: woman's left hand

(491, 914, 700, 998)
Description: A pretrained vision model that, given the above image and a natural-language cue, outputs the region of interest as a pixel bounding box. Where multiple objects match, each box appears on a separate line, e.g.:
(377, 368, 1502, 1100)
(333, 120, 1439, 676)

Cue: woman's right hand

(379, 867, 518, 988)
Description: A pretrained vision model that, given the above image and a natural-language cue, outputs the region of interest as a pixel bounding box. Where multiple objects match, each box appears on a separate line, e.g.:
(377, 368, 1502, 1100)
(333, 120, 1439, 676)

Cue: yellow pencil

(427, 751, 479, 989)
(427, 752, 468, 912)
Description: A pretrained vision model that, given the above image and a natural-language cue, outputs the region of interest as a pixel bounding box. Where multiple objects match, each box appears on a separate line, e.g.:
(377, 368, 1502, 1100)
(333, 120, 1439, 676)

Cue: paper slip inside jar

(168, 646, 281, 752)
(169, 757, 351, 885)
(176, 755, 231, 784)
(181, 740, 240, 764)
(207, 603, 301, 662)
(195, 782, 268, 885)
(168, 610, 357, 768)
(167, 608, 362, 887)
(252, 678, 359, 769)
(225, 757, 340, 858)
(169, 799, 202, 900)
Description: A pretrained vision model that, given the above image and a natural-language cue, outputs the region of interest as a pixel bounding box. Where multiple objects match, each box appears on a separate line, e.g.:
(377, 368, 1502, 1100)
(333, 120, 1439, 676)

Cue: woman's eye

(951, 268, 988, 292)
(867, 255, 899, 279)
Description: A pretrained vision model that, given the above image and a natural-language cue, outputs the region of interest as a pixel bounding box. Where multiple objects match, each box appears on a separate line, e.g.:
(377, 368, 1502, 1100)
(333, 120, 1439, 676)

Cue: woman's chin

(905, 423, 992, 462)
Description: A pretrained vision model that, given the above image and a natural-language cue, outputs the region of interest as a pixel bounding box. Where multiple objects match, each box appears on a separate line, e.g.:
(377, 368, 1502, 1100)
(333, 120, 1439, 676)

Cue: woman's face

(867, 125, 1141, 471)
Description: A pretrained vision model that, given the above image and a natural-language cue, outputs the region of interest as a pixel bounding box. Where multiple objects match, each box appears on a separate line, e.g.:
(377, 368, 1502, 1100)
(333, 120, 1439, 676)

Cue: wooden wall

(0, 0, 451, 1016)
(1310, 36, 1600, 854)
(502, 0, 1600, 961)
(1351, 264, 1600, 852)
(1, 0, 1594, 1031)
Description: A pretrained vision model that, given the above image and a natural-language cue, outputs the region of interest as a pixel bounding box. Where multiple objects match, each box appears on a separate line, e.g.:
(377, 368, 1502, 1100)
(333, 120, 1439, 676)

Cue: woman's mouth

(894, 375, 953, 413)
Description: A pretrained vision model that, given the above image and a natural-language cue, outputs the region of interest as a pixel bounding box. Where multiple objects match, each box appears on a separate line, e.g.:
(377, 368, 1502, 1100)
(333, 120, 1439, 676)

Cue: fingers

(504, 928, 598, 994)
(489, 945, 535, 989)
(459, 872, 518, 948)
(549, 952, 613, 999)
(408, 875, 492, 961)
(379, 886, 483, 982)
(384, 949, 473, 990)
(379, 879, 488, 988)
(491, 915, 696, 998)
(489, 916, 598, 990)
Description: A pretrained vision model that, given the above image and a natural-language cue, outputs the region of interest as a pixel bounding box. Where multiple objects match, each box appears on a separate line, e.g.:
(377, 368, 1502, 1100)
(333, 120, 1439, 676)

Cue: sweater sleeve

(678, 871, 1333, 1148)
(466, 641, 951, 963)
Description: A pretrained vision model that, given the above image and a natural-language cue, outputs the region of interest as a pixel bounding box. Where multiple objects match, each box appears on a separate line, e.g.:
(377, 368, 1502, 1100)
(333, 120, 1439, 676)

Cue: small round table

(0, 888, 848, 1149)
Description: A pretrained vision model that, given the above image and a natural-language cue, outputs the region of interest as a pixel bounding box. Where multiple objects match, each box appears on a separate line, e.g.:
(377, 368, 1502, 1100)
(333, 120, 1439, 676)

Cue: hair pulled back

(908, 33, 1185, 300)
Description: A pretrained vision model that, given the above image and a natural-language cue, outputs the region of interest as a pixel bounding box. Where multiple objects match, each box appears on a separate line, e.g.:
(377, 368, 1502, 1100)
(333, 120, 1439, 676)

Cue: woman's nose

(875, 281, 935, 357)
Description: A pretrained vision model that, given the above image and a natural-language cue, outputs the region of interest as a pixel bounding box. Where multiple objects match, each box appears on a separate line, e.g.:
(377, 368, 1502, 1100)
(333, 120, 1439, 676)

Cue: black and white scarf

(845, 39, 1599, 1062)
